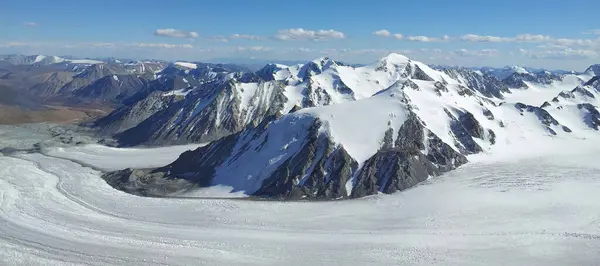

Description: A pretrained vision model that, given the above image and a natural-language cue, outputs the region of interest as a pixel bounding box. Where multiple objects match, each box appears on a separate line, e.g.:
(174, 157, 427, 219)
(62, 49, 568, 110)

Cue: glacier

(1, 129, 599, 265)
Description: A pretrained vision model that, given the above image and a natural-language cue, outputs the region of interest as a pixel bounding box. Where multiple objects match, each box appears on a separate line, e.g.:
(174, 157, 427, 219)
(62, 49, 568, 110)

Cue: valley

(1, 51, 600, 265)
(1, 125, 599, 265)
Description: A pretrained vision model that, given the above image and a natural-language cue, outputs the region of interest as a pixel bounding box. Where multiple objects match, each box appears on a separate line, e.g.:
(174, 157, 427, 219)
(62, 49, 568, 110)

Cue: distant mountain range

(2, 53, 600, 199)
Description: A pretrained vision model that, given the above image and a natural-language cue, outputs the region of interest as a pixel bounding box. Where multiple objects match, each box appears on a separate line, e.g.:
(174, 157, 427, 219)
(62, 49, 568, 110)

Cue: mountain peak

(585, 64, 600, 76)
(379, 53, 411, 65)
(310, 57, 338, 69)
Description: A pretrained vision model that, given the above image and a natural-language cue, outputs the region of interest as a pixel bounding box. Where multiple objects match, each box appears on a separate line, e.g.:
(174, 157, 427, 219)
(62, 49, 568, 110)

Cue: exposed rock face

(253, 121, 358, 199)
(103, 111, 469, 200)
(585, 65, 600, 76)
(29, 72, 74, 96)
(352, 114, 467, 198)
(93, 91, 184, 135)
(446, 109, 486, 154)
(95, 55, 600, 201)
(115, 79, 288, 146)
(59, 64, 130, 95)
(502, 71, 561, 89)
(72, 74, 149, 103)
(578, 103, 600, 130)
(514, 102, 571, 135)
(441, 67, 510, 98)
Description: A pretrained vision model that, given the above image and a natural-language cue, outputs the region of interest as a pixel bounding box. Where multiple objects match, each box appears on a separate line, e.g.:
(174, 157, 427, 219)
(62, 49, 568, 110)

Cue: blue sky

(1, 0, 599, 70)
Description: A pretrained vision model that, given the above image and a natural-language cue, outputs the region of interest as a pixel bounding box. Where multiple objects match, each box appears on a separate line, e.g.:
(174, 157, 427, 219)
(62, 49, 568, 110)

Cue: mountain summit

(99, 53, 600, 199)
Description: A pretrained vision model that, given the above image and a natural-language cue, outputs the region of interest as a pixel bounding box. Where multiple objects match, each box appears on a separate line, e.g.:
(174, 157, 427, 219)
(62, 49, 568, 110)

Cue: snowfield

(1, 52, 600, 264)
(43, 143, 206, 171)
(1, 133, 600, 265)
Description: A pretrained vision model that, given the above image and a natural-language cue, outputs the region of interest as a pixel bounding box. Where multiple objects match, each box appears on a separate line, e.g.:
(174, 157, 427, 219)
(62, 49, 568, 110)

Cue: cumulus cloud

(208, 34, 263, 42)
(154, 29, 199, 38)
(0, 42, 39, 48)
(292, 47, 316, 53)
(460, 34, 511, 42)
(520, 48, 598, 60)
(229, 34, 262, 40)
(460, 33, 593, 47)
(552, 38, 597, 47)
(24, 22, 39, 27)
(236, 46, 273, 52)
(582, 29, 600, 35)
(453, 49, 500, 57)
(76, 42, 116, 48)
(373, 29, 391, 37)
(129, 43, 194, 49)
(406, 35, 449, 42)
(274, 28, 346, 41)
(209, 36, 229, 42)
(515, 34, 551, 42)
(372, 30, 404, 39)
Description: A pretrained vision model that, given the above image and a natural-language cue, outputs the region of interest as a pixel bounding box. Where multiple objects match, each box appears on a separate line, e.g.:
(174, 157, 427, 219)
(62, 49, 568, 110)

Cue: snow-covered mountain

(100, 53, 600, 199)
(0, 54, 104, 66)
(483, 65, 531, 80)
(92, 62, 251, 134)
(585, 64, 600, 76)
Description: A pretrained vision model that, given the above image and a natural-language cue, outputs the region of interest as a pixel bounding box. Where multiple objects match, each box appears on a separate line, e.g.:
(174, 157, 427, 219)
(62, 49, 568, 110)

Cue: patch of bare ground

(0, 105, 111, 125)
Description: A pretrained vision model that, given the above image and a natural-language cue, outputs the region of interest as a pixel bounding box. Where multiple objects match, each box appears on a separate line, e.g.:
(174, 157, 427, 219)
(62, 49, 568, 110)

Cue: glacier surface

(1, 127, 599, 265)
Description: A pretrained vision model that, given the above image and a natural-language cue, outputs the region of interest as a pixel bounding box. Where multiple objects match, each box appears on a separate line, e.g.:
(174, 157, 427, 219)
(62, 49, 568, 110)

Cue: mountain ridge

(99, 53, 600, 199)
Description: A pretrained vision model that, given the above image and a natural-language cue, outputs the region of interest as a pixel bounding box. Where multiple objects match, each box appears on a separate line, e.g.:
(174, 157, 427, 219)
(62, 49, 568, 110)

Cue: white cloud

(520, 48, 598, 60)
(154, 29, 199, 38)
(229, 34, 262, 40)
(292, 47, 316, 53)
(372, 30, 403, 39)
(274, 28, 346, 41)
(236, 46, 273, 52)
(77, 42, 116, 48)
(552, 38, 598, 47)
(537, 44, 569, 49)
(406, 35, 449, 42)
(209, 36, 229, 42)
(582, 29, 600, 35)
(460, 34, 511, 42)
(453, 49, 500, 57)
(515, 34, 551, 42)
(460, 33, 595, 48)
(373, 30, 391, 37)
(0, 42, 39, 48)
(129, 43, 193, 49)
(24, 22, 39, 27)
(208, 34, 263, 42)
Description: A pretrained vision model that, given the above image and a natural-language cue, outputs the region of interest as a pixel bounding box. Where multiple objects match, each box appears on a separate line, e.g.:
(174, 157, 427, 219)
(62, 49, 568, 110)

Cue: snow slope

(1, 139, 600, 265)
(502, 75, 584, 106)
(68, 59, 104, 64)
(44, 143, 205, 171)
(107, 53, 599, 198)
(174, 61, 198, 69)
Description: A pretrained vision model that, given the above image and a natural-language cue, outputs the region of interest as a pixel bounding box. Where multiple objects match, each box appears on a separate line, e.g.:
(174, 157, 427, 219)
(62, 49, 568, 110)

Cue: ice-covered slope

(93, 90, 186, 134)
(0, 54, 107, 66)
(104, 87, 468, 198)
(110, 53, 483, 146)
(2, 135, 600, 265)
(438, 67, 510, 98)
(484, 65, 530, 80)
(103, 54, 600, 199)
(43, 143, 205, 171)
(92, 64, 250, 136)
